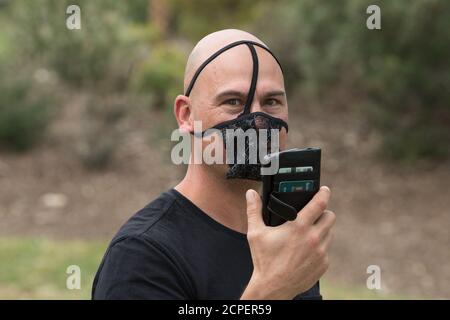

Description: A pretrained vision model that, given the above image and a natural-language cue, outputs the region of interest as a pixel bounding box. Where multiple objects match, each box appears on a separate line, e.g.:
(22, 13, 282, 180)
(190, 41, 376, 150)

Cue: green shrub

(169, 0, 268, 40)
(9, 0, 142, 90)
(256, 0, 450, 161)
(131, 44, 185, 111)
(2, 0, 149, 163)
(0, 78, 54, 151)
(353, 0, 450, 160)
(76, 95, 127, 169)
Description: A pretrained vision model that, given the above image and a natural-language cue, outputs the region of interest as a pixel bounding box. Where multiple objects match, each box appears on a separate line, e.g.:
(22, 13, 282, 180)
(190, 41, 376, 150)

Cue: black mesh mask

(186, 40, 288, 180)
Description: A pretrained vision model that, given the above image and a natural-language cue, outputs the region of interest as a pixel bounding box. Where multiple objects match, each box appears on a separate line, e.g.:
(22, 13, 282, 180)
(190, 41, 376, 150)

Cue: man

(92, 29, 336, 300)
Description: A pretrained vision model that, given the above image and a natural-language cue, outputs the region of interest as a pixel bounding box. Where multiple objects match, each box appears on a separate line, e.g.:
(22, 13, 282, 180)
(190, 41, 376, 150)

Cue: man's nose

(248, 100, 263, 113)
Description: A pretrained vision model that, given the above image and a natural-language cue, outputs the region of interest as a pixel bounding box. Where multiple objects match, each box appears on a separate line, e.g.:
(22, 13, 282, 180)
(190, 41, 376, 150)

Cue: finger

(245, 189, 265, 234)
(314, 210, 336, 238)
(297, 186, 331, 225)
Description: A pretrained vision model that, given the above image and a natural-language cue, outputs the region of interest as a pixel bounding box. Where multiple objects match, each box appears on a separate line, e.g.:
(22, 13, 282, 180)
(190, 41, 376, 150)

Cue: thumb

(246, 189, 264, 232)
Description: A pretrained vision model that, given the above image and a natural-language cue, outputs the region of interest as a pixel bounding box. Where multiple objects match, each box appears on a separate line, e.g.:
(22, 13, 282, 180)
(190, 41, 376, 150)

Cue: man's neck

(175, 164, 260, 234)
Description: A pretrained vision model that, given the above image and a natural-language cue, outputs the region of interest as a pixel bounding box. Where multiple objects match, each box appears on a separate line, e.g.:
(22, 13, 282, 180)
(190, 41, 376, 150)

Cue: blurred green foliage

(0, 0, 153, 164)
(77, 94, 127, 169)
(0, 77, 54, 151)
(9, 0, 142, 90)
(356, 1, 450, 160)
(256, 0, 450, 160)
(168, 0, 268, 40)
(131, 44, 185, 110)
(0, 0, 448, 161)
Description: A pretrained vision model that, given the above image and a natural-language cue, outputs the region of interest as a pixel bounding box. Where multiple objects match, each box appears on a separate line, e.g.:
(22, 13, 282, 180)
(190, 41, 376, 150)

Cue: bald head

(184, 29, 268, 93)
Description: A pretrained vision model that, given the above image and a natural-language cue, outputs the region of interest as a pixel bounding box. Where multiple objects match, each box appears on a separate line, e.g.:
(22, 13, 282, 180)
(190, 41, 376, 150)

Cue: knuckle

(295, 219, 307, 231)
(328, 210, 336, 224)
(316, 199, 327, 212)
(308, 233, 320, 248)
(317, 246, 326, 259)
(247, 229, 262, 242)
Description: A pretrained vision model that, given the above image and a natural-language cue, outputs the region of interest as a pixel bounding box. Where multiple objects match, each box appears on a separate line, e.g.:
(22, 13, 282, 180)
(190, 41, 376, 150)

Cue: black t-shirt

(92, 189, 321, 299)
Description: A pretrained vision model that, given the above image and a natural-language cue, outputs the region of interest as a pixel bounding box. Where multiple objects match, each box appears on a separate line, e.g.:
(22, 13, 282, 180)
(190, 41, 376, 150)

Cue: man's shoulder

(92, 189, 195, 299)
(110, 189, 180, 246)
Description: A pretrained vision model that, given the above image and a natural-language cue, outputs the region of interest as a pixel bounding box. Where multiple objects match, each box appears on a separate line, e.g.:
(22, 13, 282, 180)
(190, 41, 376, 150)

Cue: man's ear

(174, 95, 193, 133)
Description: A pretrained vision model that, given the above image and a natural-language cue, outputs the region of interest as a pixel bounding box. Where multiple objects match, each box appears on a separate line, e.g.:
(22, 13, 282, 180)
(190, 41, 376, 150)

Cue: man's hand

(240, 186, 336, 300)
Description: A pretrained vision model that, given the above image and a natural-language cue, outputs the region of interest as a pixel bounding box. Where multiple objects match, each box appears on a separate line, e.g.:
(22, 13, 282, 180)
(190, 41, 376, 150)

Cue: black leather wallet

(262, 148, 321, 226)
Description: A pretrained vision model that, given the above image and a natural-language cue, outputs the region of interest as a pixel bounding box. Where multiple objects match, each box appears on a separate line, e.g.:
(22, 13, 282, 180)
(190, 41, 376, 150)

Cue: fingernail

(246, 189, 255, 201)
(321, 186, 330, 192)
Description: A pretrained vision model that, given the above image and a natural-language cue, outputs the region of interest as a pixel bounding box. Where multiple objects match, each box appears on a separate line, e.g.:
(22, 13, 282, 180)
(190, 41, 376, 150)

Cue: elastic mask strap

(185, 40, 282, 97)
(241, 43, 258, 116)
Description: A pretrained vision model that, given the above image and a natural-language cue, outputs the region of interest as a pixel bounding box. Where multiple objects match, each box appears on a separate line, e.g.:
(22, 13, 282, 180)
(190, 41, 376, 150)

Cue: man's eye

(224, 99, 242, 106)
(266, 99, 280, 106)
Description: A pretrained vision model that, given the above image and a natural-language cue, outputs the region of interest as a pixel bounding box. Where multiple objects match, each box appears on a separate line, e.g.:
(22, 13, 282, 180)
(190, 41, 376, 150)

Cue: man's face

(190, 44, 287, 142)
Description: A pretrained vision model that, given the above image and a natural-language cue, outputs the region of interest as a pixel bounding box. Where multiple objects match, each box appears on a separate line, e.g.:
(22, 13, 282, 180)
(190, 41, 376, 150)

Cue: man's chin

(206, 163, 262, 187)
(225, 163, 262, 181)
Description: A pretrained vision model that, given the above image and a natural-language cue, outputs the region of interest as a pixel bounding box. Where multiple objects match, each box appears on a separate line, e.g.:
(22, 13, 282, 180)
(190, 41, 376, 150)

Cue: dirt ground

(1, 102, 449, 299)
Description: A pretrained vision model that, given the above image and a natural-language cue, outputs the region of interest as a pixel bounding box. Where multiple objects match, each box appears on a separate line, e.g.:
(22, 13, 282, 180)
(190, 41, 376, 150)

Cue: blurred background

(0, 0, 449, 299)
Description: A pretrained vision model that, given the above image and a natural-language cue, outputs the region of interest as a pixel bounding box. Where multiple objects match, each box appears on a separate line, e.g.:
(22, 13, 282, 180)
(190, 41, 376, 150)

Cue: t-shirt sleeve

(92, 236, 193, 300)
(293, 282, 322, 300)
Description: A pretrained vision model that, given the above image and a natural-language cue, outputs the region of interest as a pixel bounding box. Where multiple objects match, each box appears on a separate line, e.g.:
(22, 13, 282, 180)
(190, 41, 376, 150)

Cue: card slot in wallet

(273, 171, 317, 183)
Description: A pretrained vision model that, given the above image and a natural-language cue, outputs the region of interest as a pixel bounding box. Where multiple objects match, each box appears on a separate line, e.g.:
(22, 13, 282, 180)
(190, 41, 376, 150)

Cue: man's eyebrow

(264, 90, 286, 97)
(213, 89, 286, 102)
(214, 90, 247, 101)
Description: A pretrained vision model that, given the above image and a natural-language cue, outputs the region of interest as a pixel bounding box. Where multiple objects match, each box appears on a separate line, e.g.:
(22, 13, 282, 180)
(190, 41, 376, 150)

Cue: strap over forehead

(184, 40, 283, 115)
